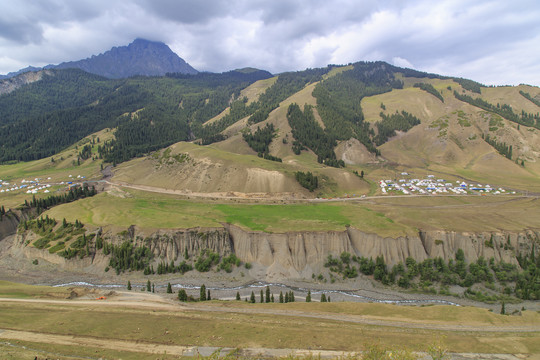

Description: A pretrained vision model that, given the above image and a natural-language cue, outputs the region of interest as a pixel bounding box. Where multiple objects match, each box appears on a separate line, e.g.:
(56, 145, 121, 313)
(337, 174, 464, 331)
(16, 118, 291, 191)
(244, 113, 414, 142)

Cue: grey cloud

(0, 0, 539, 85)
(0, 18, 43, 44)
(134, 0, 231, 24)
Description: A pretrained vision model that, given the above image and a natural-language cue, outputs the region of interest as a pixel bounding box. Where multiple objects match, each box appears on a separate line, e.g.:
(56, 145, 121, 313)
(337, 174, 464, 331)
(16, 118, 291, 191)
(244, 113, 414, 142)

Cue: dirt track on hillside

(105, 179, 537, 203)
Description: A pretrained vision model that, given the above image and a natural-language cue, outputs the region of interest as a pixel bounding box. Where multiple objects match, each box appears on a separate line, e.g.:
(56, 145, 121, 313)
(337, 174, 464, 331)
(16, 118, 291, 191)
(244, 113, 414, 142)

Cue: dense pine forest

(287, 103, 343, 167)
(0, 69, 271, 163)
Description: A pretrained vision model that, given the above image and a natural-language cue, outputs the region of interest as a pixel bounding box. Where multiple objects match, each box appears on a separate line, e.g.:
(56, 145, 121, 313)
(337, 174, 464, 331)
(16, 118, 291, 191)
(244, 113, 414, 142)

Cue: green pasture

(42, 187, 540, 236)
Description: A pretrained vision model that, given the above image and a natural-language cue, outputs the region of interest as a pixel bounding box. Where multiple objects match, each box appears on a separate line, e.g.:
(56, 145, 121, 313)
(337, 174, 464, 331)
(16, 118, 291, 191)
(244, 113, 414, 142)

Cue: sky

(1, 0, 539, 86)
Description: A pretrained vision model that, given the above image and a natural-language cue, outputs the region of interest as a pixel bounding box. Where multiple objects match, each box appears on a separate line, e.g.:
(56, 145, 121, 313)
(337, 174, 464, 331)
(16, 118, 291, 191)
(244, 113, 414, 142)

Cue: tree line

(454, 91, 540, 129)
(23, 185, 97, 215)
(482, 134, 512, 160)
(413, 82, 444, 102)
(374, 111, 421, 145)
(452, 78, 484, 93)
(325, 246, 540, 300)
(519, 90, 540, 108)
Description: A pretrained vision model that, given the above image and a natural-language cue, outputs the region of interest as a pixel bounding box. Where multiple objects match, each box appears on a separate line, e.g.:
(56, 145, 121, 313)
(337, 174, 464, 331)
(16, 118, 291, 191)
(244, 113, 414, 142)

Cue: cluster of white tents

(0, 177, 53, 194)
(379, 176, 511, 195)
(0, 175, 87, 196)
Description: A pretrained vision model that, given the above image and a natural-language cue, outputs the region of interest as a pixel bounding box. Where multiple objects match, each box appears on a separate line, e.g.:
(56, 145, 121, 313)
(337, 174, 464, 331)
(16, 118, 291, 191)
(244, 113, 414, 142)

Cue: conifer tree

(250, 291, 256, 303)
(207, 289, 211, 301)
(127, 280, 132, 291)
(236, 291, 241, 300)
(260, 289, 264, 303)
(306, 290, 311, 302)
(146, 280, 151, 292)
(200, 284, 207, 301)
(271, 294, 274, 303)
(279, 291, 284, 303)
(152, 283, 155, 293)
(265, 286, 271, 303)
(501, 301, 506, 315)
(320, 293, 327, 302)
(285, 292, 289, 303)
(178, 289, 187, 302)
(167, 282, 172, 294)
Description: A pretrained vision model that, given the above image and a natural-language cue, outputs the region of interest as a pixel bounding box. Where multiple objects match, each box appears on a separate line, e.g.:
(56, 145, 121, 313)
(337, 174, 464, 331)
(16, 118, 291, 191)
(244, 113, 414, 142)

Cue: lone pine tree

(200, 284, 206, 301)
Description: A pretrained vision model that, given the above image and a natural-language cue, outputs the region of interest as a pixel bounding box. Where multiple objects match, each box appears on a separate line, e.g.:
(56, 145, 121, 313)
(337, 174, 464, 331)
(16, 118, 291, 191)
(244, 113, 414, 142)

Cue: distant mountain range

(0, 39, 198, 79)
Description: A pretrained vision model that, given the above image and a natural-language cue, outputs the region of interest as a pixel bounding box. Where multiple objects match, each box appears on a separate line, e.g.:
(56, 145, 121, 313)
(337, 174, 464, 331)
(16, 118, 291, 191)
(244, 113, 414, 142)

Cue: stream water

(52, 280, 460, 306)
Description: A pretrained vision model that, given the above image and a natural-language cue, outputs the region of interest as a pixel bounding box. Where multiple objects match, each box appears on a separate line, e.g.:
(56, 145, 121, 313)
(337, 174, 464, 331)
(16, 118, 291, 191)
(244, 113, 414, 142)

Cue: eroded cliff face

(227, 225, 538, 279)
(7, 222, 539, 281)
(127, 226, 233, 263)
(0, 210, 31, 240)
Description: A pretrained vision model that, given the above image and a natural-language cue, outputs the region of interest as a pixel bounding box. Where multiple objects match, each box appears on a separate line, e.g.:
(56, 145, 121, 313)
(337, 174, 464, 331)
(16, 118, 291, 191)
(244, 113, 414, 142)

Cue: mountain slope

(48, 38, 198, 78)
(1, 59, 539, 196)
(0, 68, 271, 162)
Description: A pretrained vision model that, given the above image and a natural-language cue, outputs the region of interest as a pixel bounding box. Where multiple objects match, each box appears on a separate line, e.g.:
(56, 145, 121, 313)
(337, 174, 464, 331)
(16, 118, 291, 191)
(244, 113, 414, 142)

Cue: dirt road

(1, 295, 539, 333)
(103, 179, 536, 203)
(1, 294, 538, 359)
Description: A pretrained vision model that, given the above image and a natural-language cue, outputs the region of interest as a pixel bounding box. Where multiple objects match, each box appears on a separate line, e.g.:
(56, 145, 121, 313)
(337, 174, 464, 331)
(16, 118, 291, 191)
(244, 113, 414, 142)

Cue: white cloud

(392, 57, 414, 69)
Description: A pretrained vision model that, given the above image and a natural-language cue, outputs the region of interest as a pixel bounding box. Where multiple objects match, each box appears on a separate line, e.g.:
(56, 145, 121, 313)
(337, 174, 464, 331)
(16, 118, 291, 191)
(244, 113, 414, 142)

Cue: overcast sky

(1, 0, 539, 86)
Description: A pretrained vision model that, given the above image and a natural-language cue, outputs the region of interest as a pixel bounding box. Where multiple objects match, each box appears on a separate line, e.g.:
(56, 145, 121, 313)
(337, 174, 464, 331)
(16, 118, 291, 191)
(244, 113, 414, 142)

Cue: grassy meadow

(41, 187, 540, 236)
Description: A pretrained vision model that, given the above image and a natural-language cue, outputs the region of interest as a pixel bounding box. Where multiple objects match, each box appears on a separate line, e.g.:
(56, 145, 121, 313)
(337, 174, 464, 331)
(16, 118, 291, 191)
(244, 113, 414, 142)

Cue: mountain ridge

(0, 38, 198, 80)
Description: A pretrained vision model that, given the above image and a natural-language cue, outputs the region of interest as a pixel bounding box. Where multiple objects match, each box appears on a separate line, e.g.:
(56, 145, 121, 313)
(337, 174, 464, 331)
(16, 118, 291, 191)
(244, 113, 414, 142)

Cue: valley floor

(1, 284, 539, 359)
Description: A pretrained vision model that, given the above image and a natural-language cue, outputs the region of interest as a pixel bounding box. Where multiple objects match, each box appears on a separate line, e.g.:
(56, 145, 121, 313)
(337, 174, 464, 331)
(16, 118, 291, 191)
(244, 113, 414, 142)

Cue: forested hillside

(0, 69, 271, 163)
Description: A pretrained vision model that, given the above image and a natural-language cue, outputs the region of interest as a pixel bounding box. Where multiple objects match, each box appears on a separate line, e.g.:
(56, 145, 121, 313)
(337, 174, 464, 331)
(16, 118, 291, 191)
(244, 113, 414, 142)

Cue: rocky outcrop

(0, 70, 52, 95)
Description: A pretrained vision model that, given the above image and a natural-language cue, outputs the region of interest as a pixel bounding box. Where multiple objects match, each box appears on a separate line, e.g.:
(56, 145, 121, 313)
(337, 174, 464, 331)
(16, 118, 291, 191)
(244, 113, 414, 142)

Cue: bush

(194, 249, 220, 272)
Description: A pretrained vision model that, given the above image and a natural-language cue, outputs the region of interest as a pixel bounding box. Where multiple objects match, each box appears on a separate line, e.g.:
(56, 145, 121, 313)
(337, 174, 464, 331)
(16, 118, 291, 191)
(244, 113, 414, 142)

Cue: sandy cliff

(5, 218, 538, 281)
